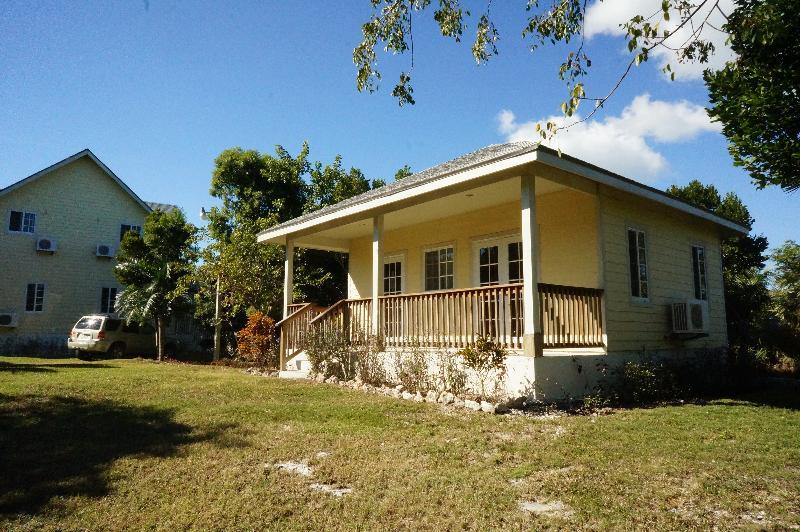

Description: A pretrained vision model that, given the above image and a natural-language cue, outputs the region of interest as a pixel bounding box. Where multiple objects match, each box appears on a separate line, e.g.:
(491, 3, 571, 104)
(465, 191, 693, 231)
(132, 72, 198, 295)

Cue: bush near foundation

(234, 311, 278, 368)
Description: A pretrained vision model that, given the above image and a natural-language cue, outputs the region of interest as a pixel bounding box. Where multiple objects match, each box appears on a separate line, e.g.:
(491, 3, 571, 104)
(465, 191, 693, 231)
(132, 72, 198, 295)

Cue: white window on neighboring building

(627, 228, 649, 299)
(692, 245, 707, 300)
(25, 283, 45, 312)
(119, 224, 142, 242)
(101, 287, 118, 313)
(9, 210, 36, 233)
(424, 246, 454, 291)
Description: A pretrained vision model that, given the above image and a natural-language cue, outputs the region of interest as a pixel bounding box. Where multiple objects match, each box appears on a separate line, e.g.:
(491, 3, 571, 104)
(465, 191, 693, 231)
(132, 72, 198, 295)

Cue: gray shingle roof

(146, 201, 180, 213)
(264, 141, 536, 234)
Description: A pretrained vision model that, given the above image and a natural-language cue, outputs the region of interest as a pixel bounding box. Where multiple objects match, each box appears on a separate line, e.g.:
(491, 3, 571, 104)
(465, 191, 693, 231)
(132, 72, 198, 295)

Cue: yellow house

(258, 142, 748, 398)
(0, 149, 177, 355)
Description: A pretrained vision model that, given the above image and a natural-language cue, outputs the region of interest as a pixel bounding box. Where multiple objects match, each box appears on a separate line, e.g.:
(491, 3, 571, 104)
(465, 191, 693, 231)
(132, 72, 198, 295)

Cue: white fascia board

(257, 150, 540, 243)
(534, 150, 750, 235)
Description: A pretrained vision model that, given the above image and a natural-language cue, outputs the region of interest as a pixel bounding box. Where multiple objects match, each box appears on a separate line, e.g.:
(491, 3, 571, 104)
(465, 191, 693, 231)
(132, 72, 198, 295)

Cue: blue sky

(0, 1, 795, 249)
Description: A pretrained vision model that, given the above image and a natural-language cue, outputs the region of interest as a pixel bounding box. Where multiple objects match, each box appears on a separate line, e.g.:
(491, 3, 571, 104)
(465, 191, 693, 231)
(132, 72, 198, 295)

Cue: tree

(354, 1, 799, 192)
(666, 180, 770, 359)
(197, 144, 390, 352)
(705, 0, 800, 192)
(771, 241, 800, 335)
(115, 209, 197, 360)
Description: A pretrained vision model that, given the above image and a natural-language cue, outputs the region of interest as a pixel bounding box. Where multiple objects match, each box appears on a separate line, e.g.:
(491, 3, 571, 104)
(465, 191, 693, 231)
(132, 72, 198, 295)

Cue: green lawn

(1, 357, 799, 530)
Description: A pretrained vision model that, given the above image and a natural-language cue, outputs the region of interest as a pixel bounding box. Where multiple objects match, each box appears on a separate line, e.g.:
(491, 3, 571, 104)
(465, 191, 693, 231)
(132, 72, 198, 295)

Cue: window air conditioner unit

(0, 312, 19, 328)
(671, 300, 709, 334)
(36, 238, 57, 253)
(96, 244, 115, 258)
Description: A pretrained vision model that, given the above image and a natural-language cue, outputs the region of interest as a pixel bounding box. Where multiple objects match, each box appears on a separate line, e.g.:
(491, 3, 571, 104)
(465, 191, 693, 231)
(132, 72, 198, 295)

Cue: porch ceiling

(293, 176, 566, 252)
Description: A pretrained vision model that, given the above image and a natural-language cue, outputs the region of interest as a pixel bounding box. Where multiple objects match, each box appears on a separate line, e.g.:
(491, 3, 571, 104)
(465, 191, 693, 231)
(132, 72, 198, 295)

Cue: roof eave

(257, 145, 750, 243)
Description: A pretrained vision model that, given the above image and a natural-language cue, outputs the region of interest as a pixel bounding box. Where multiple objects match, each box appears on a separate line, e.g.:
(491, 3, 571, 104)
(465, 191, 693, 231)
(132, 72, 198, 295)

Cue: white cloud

(497, 94, 721, 182)
(584, 0, 736, 80)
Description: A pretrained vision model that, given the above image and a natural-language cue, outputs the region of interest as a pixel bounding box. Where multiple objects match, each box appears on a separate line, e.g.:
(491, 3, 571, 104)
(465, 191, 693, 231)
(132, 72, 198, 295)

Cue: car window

(122, 322, 139, 334)
(75, 317, 102, 330)
(104, 319, 121, 332)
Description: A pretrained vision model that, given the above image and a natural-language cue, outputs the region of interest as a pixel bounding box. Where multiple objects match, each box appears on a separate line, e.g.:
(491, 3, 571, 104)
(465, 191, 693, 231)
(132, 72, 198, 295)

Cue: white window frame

(626, 226, 650, 302)
(471, 233, 523, 286)
(691, 244, 708, 301)
(119, 222, 142, 242)
(383, 253, 406, 295)
(25, 283, 45, 313)
(101, 286, 118, 313)
(8, 210, 36, 234)
(422, 243, 455, 292)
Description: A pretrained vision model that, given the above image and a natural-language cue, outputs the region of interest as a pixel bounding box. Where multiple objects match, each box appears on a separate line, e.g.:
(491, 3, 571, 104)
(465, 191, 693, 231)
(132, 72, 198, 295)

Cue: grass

(1, 357, 799, 530)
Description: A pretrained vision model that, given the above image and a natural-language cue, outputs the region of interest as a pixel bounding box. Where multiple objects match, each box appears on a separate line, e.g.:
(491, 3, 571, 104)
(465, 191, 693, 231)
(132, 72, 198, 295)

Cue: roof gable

(0, 149, 152, 212)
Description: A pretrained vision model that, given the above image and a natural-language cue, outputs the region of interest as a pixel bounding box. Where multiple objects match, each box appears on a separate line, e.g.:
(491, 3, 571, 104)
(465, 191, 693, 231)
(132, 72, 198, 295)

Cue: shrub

(234, 311, 278, 368)
(588, 350, 733, 406)
(436, 351, 468, 396)
(459, 336, 507, 399)
(392, 342, 432, 393)
(355, 338, 387, 386)
(305, 327, 352, 379)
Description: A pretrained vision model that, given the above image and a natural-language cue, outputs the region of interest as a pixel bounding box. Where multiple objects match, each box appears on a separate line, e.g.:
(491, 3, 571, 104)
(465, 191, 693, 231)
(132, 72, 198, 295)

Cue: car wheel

(109, 342, 126, 358)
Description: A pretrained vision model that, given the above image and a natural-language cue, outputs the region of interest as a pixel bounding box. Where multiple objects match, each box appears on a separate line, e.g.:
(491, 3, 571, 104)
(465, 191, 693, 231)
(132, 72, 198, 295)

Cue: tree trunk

(157, 317, 166, 361)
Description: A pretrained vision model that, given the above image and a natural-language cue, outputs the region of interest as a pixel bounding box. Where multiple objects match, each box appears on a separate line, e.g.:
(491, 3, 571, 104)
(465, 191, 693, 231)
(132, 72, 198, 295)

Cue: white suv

(68, 314, 173, 359)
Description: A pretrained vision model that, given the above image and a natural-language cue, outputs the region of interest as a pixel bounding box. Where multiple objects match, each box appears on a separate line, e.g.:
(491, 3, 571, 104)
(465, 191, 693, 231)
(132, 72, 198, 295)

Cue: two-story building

(0, 149, 177, 355)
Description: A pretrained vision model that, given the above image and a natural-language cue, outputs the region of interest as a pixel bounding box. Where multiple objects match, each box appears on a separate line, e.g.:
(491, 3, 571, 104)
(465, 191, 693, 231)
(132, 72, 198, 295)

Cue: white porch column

(521, 175, 543, 357)
(371, 215, 384, 337)
(282, 239, 294, 319)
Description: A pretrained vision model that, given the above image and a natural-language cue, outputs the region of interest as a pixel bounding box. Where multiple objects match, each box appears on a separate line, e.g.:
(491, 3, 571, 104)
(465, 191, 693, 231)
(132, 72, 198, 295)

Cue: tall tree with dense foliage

(355, 1, 798, 192)
(666, 180, 770, 359)
(705, 0, 799, 192)
(115, 209, 198, 360)
(771, 241, 800, 337)
(197, 144, 395, 351)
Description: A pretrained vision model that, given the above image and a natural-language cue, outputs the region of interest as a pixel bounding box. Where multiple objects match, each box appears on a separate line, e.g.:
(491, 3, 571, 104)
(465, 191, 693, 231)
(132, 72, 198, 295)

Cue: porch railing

(288, 283, 604, 354)
(277, 303, 325, 368)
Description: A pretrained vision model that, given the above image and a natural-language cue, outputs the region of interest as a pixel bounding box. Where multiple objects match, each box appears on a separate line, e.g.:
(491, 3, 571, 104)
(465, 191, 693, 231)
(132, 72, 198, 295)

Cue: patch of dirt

(310, 483, 352, 497)
(519, 500, 574, 518)
(271, 462, 313, 477)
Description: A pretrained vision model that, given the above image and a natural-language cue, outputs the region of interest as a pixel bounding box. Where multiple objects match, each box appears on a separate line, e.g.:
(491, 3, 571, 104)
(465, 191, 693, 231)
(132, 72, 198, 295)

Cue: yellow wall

(347, 188, 600, 297)
(345, 181, 729, 354)
(599, 185, 727, 353)
(0, 157, 149, 351)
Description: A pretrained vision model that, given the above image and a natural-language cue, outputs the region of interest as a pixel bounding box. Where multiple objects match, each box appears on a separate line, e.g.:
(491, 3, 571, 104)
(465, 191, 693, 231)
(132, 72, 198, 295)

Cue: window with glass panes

(26, 283, 45, 312)
(101, 287, 118, 313)
(424, 247, 454, 291)
(627, 228, 649, 298)
(9, 210, 36, 233)
(478, 245, 499, 286)
(120, 224, 142, 242)
(383, 260, 402, 295)
(691, 245, 707, 300)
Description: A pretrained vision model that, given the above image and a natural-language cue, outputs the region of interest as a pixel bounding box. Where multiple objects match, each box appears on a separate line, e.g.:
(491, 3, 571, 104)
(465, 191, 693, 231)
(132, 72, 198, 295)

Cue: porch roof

(257, 142, 749, 246)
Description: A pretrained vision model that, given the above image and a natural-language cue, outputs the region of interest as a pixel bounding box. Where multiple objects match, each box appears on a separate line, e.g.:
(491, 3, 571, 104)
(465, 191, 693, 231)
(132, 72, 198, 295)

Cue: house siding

(0, 157, 149, 354)
(599, 185, 728, 354)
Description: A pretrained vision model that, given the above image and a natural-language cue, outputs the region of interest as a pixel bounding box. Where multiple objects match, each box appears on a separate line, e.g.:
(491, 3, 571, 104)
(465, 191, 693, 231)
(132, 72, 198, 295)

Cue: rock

(414, 392, 424, 402)
(494, 403, 511, 415)
(464, 399, 481, 411)
(438, 392, 455, 404)
(453, 398, 465, 408)
(326, 376, 339, 384)
(394, 384, 404, 391)
(273, 462, 313, 477)
(310, 483, 352, 497)
(401, 391, 415, 401)
(425, 390, 439, 403)
(392, 389, 402, 399)
(480, 401, 496, 414)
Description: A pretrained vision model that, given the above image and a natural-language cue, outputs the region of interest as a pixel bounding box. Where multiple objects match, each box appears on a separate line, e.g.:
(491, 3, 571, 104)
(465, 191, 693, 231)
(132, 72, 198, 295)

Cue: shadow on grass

(0, 393, 237, 515)
(0, 361, 117, 373)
